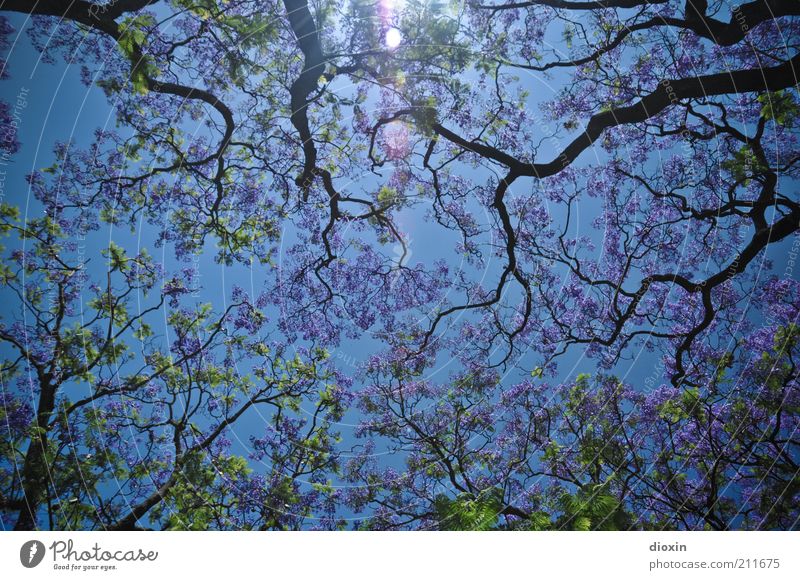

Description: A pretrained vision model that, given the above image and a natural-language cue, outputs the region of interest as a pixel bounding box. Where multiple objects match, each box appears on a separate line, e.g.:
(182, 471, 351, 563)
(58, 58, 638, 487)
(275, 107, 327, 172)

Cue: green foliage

(758, 90, 799, 126)
(117, 15, 159, 94)
(554, 484, 628, 531)
(527, 511, 552, 531)
(434, 488, 504, 530)
(721, 145, 768, 183)
(376, 185, 402, 209)
(410, 96, 439, 136)
(158, 453, 251, 530)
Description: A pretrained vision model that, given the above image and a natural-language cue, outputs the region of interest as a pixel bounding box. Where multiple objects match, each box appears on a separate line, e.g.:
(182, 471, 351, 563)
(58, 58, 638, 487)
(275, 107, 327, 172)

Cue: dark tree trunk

(14, 376, 56, 531)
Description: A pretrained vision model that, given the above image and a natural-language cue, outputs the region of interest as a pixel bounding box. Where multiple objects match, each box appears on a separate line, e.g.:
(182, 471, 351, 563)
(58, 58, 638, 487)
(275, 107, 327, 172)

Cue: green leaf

(758, 90, 799, 126)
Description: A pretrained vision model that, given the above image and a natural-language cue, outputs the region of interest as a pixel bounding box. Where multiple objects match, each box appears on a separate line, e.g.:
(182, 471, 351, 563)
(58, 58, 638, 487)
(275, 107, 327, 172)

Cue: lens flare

(385, 28, 402, 49)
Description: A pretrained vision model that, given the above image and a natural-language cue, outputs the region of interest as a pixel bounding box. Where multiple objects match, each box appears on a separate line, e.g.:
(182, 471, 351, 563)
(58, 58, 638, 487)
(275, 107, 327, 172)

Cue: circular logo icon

(20, 540, 46, 568)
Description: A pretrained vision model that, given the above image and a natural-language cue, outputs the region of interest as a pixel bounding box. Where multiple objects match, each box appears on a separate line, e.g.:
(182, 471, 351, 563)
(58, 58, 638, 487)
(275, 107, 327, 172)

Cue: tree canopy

(0, 0, 798, 530)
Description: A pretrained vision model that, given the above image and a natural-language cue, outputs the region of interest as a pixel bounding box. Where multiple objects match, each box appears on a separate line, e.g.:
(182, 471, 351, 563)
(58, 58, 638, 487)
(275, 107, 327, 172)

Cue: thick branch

(433, 53, 800, 177)
(473, 0, 666, 9)
(282, 0, 327, 192)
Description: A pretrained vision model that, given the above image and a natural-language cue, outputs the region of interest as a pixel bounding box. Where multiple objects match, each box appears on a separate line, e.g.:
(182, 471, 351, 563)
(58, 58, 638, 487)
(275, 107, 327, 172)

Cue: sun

(385, 27, 403, 49)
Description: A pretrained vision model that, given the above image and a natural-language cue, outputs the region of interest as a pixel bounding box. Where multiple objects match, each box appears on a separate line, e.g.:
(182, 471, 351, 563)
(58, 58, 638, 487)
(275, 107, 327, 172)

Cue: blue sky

(1, 8, 798, 527)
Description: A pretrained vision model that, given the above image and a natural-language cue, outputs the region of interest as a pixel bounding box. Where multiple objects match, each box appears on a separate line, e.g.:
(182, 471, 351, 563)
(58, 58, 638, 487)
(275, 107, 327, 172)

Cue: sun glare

(385, 27, 403, 49)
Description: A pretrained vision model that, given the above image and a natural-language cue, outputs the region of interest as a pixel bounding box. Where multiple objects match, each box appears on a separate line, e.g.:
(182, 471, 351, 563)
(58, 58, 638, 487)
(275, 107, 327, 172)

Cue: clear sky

(1, 8, 797, 527)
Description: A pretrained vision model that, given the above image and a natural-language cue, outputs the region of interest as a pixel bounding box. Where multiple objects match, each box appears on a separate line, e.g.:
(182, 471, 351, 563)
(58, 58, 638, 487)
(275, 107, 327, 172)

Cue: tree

(0, 0, 798, 529)
(0, 192, 350, 530)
